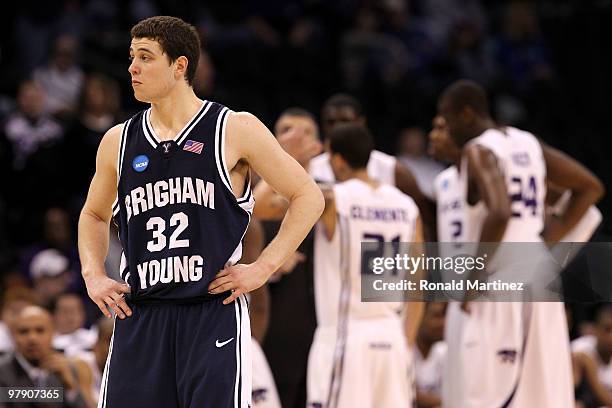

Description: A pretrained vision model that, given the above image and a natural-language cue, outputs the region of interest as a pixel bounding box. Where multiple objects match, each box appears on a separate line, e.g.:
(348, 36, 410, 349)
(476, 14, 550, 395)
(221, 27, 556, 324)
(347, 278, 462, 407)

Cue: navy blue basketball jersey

(111, 101, 254, 301)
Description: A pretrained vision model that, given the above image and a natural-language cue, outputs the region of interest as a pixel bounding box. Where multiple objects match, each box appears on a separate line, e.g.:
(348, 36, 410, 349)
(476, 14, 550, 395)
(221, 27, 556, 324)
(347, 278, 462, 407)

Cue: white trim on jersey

(114, 119, 131, 217)
(220, 109, 233, 187)
(176, 101, 213, 145)
(239, 295, 252, 407)
(233, 295, 252, 408)
(119, 252, 127, 281)
(112, 198, 119, 217)
(327, 215, 351, 408)
(97, 317, 116, 408)
(214, 107, 233, 193)
(117, 118, 131, 180)
(234, 295, 242, 408)
(142, 101, 211, 148)
(212, 108, 255, 216)
(141, 111, 158, 149)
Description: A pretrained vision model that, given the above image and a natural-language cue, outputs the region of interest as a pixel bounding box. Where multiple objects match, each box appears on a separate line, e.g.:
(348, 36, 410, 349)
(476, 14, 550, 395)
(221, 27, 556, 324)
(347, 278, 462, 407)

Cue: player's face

(437, 97, 468, 147)
(595, 314, 612, 353)
(321, 106, 364, 139)
(128, 38, 178, 103)
(54, 295, 85, 335)
(275, 115, 319, 141)
(428, 116, 461, 163)
(12, 315, 53, 364)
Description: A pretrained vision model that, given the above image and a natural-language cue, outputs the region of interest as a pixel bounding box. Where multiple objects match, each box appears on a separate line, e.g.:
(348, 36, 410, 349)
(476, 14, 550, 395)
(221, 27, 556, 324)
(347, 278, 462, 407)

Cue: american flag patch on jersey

(183, 140, 204, 154)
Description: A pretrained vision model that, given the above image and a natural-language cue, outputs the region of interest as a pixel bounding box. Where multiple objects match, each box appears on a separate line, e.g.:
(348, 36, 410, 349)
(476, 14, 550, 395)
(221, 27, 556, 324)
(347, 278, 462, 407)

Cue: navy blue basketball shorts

(98, 294, 252, 408)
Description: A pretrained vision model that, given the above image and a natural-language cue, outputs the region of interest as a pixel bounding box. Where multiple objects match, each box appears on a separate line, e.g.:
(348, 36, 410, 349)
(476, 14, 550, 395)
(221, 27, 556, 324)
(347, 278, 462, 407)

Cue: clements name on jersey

(350, 205, 410, 222)
(124, 177, 214, 221)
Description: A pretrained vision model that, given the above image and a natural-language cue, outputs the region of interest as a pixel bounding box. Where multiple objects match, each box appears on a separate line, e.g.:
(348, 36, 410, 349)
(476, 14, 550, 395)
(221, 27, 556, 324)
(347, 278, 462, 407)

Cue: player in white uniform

(306, 123, 424, 408)
(572, 305, 612, 406)
(414, 302, 447, 408)
(436, 80, 604, 407)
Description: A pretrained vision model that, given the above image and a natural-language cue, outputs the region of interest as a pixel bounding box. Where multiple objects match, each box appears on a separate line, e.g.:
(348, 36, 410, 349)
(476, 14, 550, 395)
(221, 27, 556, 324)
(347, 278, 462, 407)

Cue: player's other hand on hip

(84, 273, 132, 319)
(208, 263, 270, 305)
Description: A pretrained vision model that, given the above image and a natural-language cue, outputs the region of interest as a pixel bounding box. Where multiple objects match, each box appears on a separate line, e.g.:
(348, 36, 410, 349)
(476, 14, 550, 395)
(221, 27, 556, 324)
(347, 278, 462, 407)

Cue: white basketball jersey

(572, 335, 612, 393)
(308, 150, 396, 185)
(434, 165, 483, 244)
(449, 127, 573, 408)
(414, 342, 447, 397)
(464, 127, 547, 243)
(314, 179, 419, 326)
(310, 150, 397, 327)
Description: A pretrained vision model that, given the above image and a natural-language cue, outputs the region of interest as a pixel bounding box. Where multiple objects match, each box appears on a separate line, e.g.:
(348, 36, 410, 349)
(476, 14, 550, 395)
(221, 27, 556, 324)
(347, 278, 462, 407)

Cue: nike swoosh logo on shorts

(216, 338, 235, 348)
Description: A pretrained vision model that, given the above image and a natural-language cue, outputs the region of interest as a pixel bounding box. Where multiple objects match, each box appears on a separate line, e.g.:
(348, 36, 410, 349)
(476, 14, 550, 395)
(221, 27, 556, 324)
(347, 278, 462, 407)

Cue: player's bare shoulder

(225, 111, 271, 159)
(96, 123, 124, 172)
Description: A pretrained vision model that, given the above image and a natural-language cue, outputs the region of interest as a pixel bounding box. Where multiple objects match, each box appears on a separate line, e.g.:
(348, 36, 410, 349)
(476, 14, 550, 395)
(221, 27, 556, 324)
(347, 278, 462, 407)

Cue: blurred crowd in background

(0, 0, 610, 406)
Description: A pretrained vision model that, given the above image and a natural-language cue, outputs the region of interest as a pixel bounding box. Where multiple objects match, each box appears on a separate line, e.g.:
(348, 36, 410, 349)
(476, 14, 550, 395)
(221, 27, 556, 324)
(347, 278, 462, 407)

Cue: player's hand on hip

(84, 273, 132, 319)
(208, 263, 270, 305)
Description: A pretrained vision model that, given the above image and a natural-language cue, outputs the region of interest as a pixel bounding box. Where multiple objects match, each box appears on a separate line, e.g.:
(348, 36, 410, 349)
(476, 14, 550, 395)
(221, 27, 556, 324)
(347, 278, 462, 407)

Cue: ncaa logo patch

(132, 155, 149, 172)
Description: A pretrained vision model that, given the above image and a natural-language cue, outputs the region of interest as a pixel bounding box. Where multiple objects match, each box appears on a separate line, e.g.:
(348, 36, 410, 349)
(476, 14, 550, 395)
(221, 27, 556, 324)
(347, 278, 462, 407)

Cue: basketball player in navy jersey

(78, 16, 324, 408)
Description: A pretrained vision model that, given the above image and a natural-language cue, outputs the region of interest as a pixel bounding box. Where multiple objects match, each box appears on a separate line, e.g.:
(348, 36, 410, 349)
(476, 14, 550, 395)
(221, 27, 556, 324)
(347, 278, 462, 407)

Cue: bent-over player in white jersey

(436, 80, 604, 408)
(306, 123, 424, 408)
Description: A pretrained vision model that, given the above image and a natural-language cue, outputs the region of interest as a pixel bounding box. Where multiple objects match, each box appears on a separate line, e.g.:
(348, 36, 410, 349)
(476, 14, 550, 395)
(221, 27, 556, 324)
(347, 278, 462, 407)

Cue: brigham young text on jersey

(112, 102, 256, 300)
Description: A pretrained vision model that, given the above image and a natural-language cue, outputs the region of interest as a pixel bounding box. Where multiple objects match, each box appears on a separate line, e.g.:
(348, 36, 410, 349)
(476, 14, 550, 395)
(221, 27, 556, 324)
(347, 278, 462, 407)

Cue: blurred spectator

(52, 293, 97, 356)
(2, 80, 67, 242)
(0, 306, 90, 407)
(3, 80, 64, 172)
(0, 287, 38, 356)
(193, 51, 216, 99)
(341, 5, 410, 91)
(447, 22, 498, 87)
(66, 73, 121, 203)
(33, 34, 84, 119)
(29, 249, 73, 309)
(414, 302, 447, 408)
(572, 305, 612, 402)
(21, 207, 82, 288)
(420, 0, 486, 49)
(73, 318, 113, 406)
(13, 1, 84, 74)
(381, 0, 436, 76)
(397, 127, 444, 199)
(493, 2, 554, 92)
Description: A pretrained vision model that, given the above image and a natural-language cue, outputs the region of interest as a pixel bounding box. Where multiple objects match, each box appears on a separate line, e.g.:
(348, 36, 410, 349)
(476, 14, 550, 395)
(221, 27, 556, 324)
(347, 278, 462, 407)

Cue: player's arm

(78, 124, 131, 319)
(539, 141, 604, 242)
(319, 185, 336, 240)
(209, 113, 325, 304)
(416, 389, 442, 408)
(466, 144, 511, 242)
(253, 129, 322, 220)
(405, 216, 425, 346)
(573, 351, 612, 406)
(462, 145, 510, 311)
(395, 163, 436, 240)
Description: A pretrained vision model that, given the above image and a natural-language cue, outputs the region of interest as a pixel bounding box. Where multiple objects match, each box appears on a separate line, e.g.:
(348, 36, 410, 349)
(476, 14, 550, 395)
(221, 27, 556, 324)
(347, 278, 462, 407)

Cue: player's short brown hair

(131, 16, 201, 85)
(329, 123, 374, 169)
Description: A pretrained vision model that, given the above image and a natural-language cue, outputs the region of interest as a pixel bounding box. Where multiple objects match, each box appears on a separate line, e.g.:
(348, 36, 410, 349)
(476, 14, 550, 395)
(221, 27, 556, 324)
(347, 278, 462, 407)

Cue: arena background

(0, 0, 610, 406)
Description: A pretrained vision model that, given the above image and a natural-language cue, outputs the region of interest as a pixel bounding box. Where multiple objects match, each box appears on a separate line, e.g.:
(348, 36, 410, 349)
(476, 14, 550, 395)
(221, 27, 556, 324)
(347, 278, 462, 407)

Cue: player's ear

(174, 56, 188, 81)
